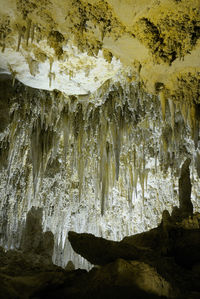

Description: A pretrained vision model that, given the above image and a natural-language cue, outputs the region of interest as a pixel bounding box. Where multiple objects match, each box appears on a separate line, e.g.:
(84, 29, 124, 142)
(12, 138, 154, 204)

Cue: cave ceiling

(0, 0, 199, 98)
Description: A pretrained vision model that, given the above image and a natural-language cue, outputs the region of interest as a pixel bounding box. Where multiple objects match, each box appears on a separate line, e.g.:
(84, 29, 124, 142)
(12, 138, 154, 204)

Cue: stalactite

(0, 78, 198, 269)
(128, 164, 133, 205)
(31, 24, 35, 43)
(1, 32, 6, 52)
(31, 121, 41, 196)
(168, 99, 175, 133)
(26, 19, 32, 46)
(62, 111, 71, 160)
(110, 120, 121, 181)
(49, 59, 54, 88)
(17, 25, 23, 51)
(181, 102, 188, 125)
(160, 90, 166, 121)
(189, 104, 197, 142)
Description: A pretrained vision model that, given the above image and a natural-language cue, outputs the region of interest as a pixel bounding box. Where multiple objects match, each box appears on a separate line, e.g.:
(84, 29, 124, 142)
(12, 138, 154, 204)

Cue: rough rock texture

(0, 246, 87, 299)
(0, 75, 200, 269)
(68, 230, 155, 266)
(68, 215, 200, 268)
(20, 207, 54, 263)
(178, 158, 193, 217)
(0, 172, 200, 299)
(0, 0, 199, 99)
(68, 213, 200, 299)
(0, 0, 200, 272)
(0, 205, 70, 299)
(68, 164, 200, 271)
(1, 209, 200, 298)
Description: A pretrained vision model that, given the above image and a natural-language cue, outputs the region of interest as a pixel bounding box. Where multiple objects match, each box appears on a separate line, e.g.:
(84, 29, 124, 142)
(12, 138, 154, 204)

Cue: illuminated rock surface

(0, 0, 199, 97)
(0, 0, 200, 281)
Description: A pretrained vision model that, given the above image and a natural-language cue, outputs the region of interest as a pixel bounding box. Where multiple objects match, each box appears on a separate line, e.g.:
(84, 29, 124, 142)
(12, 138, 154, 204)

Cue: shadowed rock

(20, 207, 54, 264)
(68, 211, 200, 269)
(68, 231, 156, 266)
(178, 158, 193, 217)
(82, 258, 174, 299)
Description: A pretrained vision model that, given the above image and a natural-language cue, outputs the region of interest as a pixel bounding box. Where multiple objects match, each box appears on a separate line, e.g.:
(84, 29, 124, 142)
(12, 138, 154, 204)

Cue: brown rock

(20, 207, 54, 264)
(68, 231, 155, 266)
(178, 158, 193, 217)
(85, 258, 174, 298)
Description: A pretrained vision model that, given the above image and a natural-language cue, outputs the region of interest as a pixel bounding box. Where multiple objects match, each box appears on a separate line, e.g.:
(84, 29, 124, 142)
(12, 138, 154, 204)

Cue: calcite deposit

(0, 0, 199, 97)
(0, 0, 200, 272)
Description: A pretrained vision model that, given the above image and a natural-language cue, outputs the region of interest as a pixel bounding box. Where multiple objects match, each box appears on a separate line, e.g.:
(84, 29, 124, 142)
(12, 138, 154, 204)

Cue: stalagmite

(178, 158, 193, 217)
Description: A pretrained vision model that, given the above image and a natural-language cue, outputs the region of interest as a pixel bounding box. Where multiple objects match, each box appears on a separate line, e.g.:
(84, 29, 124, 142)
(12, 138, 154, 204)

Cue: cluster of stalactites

(59, 89, 156, 215)
(3, 79, 198, 218)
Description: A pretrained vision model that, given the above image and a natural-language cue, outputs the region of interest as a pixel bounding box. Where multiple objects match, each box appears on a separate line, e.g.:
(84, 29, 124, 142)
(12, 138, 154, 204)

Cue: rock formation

(20, 207, 54, 263)
(0, 0, 199, 99)
(0, 206, 200, 298)
(0, 0, 200, 295)
(178, 158, 193, 217)
(67, 213, 200, 299)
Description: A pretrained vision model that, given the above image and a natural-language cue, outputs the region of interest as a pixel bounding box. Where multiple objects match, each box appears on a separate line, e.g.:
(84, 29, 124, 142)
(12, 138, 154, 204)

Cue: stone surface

(68, 231, 155, 266)
(0, 0, 200, 272)
(0, 76, 200, 269)
(20, 207, 54, 263)
(178, 158, 193, 217)
(1, 211, 200, 298)
(0, 0, 199, 99)
(84, 258, 173, 298)
(68, 218, 200, 269)
(67, 211, 200, 298)
(68, 189, 200, 270)
(0, 245, 86, 299)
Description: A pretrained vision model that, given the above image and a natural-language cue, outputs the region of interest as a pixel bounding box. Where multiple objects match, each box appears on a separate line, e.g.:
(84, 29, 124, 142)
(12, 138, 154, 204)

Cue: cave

(0, 0, 200, 298)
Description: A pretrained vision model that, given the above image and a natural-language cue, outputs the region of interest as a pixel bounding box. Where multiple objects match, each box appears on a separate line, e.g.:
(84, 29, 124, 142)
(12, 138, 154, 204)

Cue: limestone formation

(0, 0, 200, 279)
(178, 158, 193, 217)
(66, 212, 200, 298)
(20, 207, 54, 263)
(0, 0, 199, 98)
(0, 65, 200, 268)
(68, 231, 155, 266)
(68, 217, 200, 268)
(0, 211, 200, 298)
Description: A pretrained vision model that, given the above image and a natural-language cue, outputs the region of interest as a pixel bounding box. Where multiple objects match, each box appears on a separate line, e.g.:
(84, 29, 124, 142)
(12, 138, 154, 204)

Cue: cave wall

(0, 76, 199, 269)
(0, 0, 200, 269)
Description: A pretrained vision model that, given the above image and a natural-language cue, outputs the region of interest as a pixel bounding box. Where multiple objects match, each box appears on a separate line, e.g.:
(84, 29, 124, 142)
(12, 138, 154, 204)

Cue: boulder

(84, 258, 174, 299)
(68, 231, 154, 266)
